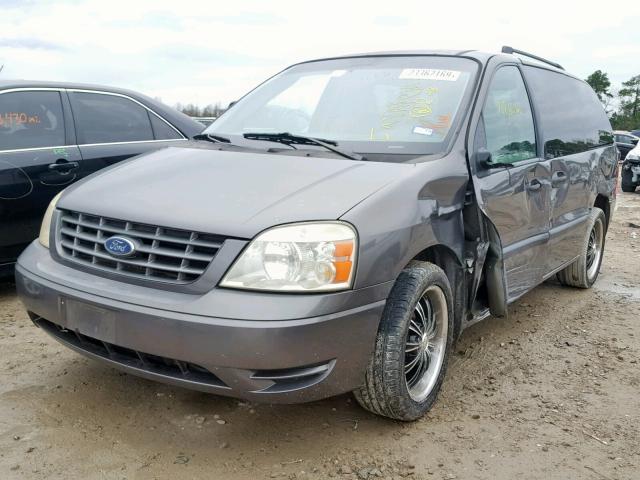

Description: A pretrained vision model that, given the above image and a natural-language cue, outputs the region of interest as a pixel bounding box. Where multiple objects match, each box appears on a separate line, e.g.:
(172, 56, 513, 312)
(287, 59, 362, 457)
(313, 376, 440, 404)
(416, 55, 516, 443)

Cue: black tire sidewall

(380, 263, 454, 420)
(557, 208, 607, 289)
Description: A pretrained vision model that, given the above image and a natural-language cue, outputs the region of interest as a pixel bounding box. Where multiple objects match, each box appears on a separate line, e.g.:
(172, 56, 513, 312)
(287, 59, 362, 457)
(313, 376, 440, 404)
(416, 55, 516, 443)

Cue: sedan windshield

(205, 56, 479, 158)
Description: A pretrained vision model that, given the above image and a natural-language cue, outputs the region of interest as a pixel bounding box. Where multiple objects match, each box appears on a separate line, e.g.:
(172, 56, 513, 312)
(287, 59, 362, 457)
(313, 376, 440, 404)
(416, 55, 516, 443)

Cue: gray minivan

(15, 47, 617, 421)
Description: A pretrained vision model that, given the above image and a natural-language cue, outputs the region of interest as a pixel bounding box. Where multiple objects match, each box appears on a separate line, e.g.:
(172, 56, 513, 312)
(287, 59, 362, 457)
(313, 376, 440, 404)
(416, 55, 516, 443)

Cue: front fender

(341, 157, 469, 289)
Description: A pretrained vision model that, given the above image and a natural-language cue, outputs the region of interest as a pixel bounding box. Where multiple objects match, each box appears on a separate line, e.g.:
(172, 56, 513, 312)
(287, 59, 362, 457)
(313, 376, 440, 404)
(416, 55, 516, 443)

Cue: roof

(295, 49, 491, 64)
(292, 48, 574, 78)
(0, 79, 152, 98)
(614, 129, 640, 137)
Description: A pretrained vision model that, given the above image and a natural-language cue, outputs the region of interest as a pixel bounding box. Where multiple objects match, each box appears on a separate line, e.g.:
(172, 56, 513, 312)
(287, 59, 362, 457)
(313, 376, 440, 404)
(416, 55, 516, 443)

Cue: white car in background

(622, 142, 640, 192)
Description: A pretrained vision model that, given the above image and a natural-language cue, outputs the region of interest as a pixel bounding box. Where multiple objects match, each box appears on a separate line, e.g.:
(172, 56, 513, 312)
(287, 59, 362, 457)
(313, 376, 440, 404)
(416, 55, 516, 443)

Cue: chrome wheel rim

(586, 219, 604, 281)
(404, 285, 448, 403)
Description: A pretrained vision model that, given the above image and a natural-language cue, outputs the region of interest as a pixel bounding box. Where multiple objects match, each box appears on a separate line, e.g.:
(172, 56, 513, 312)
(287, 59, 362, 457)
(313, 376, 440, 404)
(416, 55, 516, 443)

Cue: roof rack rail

(501, 46, 564, 71)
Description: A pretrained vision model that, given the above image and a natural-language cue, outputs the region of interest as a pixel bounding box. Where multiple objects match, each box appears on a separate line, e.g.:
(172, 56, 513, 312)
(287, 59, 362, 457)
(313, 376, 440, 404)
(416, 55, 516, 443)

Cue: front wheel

(354, 261, 453, 421)
(557, 208, 606, 288)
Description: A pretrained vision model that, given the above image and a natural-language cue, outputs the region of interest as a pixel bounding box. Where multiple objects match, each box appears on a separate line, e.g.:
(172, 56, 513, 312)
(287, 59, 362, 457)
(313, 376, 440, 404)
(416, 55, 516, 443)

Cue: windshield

(205, 56, 479, 158)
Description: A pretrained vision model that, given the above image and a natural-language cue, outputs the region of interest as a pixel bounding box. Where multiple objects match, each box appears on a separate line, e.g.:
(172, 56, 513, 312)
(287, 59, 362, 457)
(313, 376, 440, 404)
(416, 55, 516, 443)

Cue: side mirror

(474, 148, 494, 168)
(632, 139, 638, 146)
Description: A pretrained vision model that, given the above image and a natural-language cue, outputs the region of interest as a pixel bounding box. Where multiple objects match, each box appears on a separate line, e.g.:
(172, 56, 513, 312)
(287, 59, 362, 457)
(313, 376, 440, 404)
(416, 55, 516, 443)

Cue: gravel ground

(1, 192, 639, 480)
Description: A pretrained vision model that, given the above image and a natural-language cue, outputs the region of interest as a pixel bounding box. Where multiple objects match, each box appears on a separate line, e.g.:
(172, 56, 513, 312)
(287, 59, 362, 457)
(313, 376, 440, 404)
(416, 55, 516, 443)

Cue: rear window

(150, 114, 182, 140)
(0, 91, 65, 151)
(69, 92, 154, 144)
(522, 66, 613, 159)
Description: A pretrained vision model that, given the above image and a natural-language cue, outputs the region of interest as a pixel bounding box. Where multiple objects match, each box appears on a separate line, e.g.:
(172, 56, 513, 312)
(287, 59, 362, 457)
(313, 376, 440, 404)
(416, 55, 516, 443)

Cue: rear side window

(0, 91, 65, 151)
(149, 114, 182, 140)
(616, 134, 636, 145)
(481, 66, 537, 164)
(70, 92, 154, 144)
(523, 66, 613, 159)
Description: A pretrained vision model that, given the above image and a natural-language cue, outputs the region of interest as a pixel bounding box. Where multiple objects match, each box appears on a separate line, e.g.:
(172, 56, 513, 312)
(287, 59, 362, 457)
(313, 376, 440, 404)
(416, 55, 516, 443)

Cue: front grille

(57, 210, 224, 284)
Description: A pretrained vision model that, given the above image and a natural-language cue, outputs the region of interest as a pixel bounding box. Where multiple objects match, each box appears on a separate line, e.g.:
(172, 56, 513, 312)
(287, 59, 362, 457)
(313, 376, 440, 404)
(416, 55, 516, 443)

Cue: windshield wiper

(242, 132, 366, 161)
(193, 133, 234, 144)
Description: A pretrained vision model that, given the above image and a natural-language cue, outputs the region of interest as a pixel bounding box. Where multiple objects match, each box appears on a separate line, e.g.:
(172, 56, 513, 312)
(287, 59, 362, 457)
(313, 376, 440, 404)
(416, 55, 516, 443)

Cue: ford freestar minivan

(15, 47, 617, 421)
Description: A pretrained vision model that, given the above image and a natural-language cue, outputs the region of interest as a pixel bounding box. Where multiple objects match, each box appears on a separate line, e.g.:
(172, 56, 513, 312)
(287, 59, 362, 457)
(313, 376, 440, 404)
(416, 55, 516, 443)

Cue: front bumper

(16, 242, 389, 403)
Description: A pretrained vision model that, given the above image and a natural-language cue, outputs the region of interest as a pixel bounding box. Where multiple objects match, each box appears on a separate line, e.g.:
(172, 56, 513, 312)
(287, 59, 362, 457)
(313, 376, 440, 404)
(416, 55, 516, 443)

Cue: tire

(621, 168, 636, 193)
(557, 208, 606, 288)
(354, 261, 454, 421)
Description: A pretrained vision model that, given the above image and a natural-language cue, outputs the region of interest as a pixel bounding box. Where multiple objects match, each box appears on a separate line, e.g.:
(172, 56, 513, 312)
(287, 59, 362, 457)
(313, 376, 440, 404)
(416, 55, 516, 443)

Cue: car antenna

(501, 46, 564, 71)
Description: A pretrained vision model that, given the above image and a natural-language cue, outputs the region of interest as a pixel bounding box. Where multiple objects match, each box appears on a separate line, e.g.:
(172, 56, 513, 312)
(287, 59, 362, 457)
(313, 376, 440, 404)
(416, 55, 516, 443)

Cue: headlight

(38, 191, 63, 248)
(220, 222, 357, 292)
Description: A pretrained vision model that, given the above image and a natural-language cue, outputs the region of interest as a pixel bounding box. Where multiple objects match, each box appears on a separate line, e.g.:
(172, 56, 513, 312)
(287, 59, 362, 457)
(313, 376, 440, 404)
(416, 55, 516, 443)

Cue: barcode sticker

(413, 126, 434, 136)
(399, 69, 461, 81)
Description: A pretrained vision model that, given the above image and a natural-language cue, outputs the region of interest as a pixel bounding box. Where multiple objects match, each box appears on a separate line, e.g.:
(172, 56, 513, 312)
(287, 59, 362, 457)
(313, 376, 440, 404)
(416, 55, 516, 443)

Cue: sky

(1, 0, 639, 108)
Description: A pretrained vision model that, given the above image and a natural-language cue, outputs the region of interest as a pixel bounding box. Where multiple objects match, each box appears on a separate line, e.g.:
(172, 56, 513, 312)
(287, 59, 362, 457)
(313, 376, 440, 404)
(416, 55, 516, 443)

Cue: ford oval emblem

(104, 236, 136, 258)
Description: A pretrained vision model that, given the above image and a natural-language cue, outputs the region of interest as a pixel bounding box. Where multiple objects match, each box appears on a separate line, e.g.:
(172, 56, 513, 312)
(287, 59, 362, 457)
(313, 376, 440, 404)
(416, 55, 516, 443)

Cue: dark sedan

(0, 81, 204, 276)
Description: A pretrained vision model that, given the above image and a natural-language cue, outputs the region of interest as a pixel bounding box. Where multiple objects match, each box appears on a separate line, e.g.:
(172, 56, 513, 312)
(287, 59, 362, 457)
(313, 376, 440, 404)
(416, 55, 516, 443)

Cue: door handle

(48, 159, 79, 173)
(527, 178, 542, 192)
(551, 171, 568, 187)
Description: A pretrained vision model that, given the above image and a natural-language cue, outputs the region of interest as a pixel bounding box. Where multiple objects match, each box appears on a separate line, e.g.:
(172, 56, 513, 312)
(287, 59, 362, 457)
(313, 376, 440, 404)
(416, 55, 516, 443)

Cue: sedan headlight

(220, 222, 357, 292)
(38, 191, 63, 248)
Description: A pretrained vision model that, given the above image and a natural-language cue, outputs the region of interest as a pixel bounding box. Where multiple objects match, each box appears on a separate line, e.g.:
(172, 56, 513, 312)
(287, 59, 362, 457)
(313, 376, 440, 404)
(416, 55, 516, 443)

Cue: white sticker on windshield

(413, 126, 433, 136)
(399, 69, 461, 81)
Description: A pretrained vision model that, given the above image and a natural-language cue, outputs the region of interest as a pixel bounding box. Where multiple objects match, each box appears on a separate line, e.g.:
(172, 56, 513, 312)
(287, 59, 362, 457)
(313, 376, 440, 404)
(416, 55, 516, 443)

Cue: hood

(627, 144, 640, 160)
(59, 146, 412, 238)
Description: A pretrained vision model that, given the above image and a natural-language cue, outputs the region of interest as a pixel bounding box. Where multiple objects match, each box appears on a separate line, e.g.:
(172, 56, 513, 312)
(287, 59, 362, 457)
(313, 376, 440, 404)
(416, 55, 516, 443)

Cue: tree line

(585, 71, 640, 130)
(174, 102, 226, 118)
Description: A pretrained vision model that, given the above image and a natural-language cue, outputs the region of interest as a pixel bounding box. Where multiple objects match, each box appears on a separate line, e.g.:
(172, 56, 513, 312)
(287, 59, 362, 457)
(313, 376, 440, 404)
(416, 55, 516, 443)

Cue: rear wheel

(557, 208, 606, 288)
(354, 261, 453, 421)
(621, 168, 636, 192)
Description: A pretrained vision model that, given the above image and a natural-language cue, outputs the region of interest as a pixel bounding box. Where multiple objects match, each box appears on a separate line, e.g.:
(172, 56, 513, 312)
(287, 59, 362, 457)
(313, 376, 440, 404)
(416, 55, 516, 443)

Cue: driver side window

(482, 66, 537, 164)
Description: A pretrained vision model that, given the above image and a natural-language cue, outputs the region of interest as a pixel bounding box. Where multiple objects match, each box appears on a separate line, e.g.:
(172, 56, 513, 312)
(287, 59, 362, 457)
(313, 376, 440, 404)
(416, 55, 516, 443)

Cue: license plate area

(62, 297, 116, 343)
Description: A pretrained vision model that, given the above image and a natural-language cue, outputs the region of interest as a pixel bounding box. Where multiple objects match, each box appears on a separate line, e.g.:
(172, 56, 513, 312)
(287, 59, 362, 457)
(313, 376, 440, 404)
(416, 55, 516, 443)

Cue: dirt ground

(1, 193, 638, 480)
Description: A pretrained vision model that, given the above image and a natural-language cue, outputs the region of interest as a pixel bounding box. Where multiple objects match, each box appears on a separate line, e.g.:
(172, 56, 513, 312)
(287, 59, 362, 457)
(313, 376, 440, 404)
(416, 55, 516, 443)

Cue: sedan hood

(60, 146, 412, 238)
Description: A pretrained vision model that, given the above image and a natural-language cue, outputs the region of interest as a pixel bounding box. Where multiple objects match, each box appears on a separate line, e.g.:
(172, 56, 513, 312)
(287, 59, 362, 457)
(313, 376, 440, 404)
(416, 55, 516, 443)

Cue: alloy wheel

(404, 285, 448, 402)
(586, 218, 604, 281)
